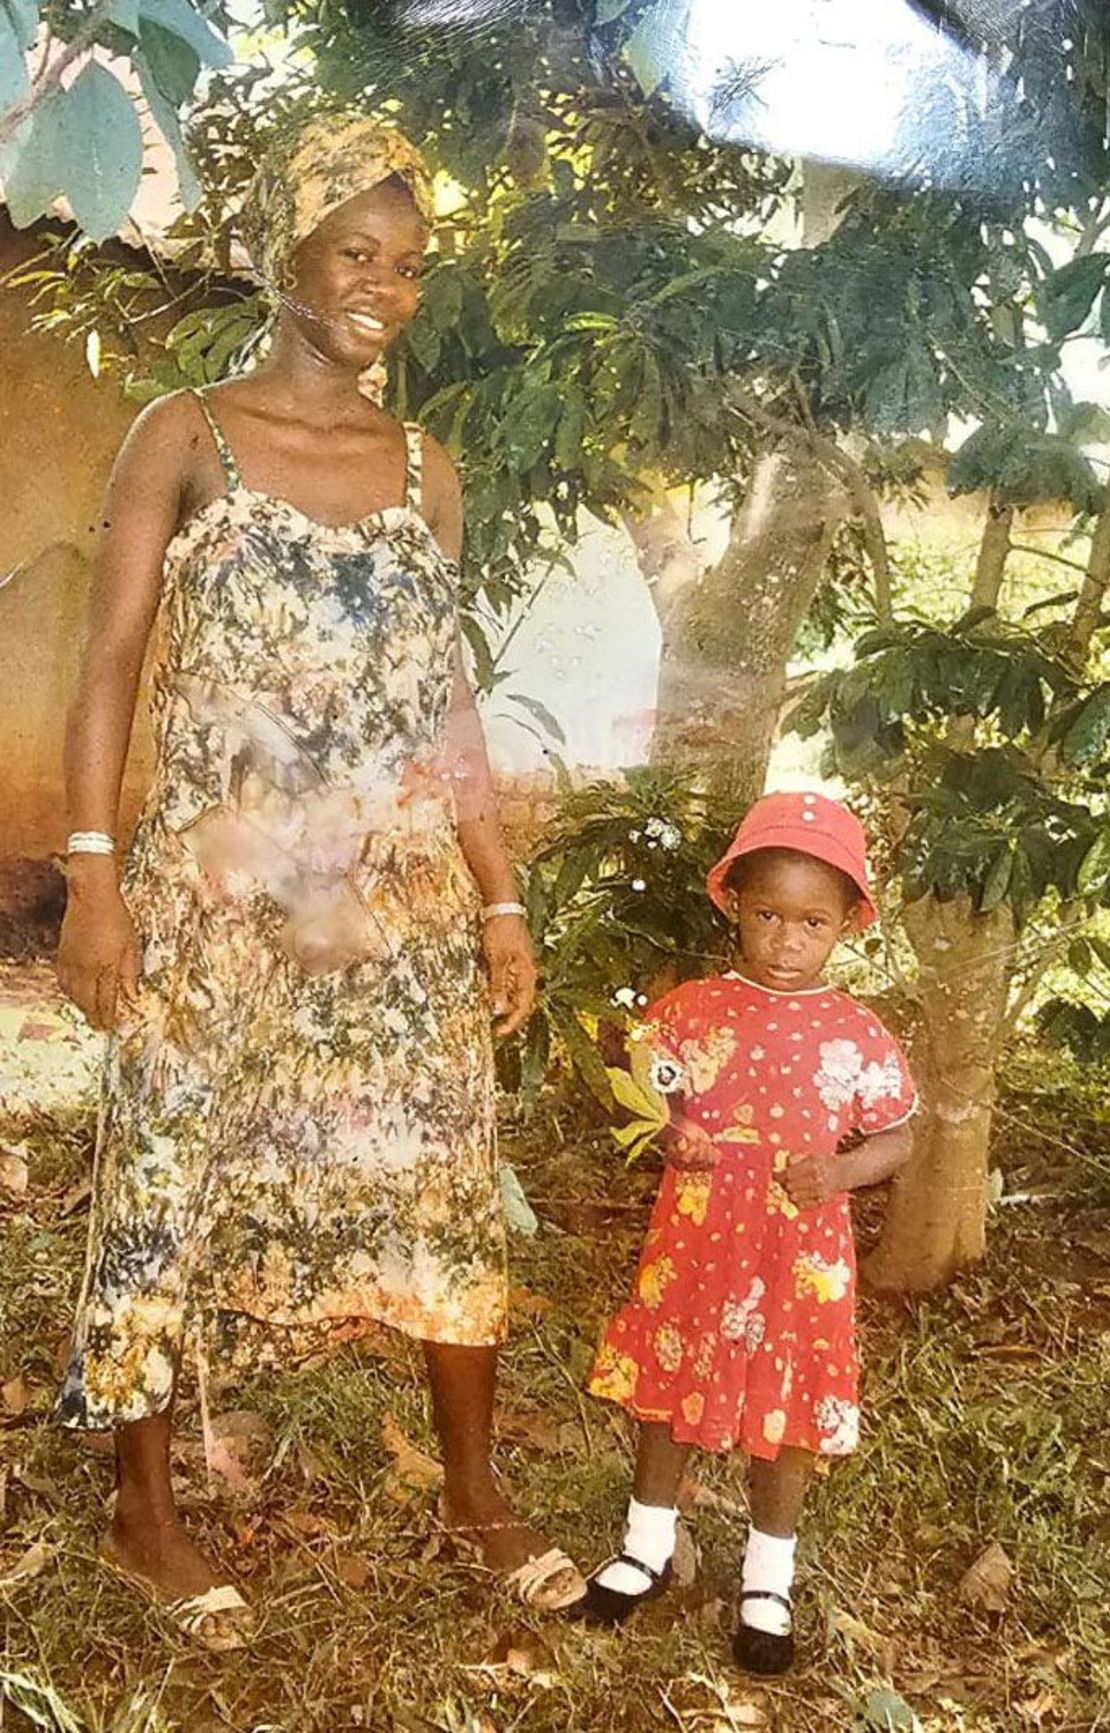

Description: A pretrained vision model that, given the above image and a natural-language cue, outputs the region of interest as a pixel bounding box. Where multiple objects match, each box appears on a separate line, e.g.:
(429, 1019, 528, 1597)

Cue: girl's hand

(663, 1117, 719, 1172)
(57, 867, 141, 1031)
(482, 913, 537, 1037)
(782, 1152, 843, 1210)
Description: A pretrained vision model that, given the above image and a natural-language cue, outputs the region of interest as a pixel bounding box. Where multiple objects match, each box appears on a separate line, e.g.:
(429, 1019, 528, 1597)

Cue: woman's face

(286, 180, 428, 370)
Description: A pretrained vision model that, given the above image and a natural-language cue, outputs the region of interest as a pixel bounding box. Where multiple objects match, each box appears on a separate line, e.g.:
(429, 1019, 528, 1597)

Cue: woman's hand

(663, 1116, 719, 1172)
(482, 913, 537, 1037)
(57, 865, 141, 1031)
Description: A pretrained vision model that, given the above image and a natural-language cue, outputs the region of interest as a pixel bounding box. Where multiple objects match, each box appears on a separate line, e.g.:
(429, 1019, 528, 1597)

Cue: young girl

(581, 791, 917, 1675)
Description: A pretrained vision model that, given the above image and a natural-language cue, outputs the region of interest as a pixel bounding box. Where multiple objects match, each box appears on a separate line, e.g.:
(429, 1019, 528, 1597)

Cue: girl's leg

(748, 1444, 813, 1536)
(735, 1446, 815, 1671)
(108, 1402, 223, 1597)
(423, 1340, 553, 1572)
(584, 1422, 691, 1610)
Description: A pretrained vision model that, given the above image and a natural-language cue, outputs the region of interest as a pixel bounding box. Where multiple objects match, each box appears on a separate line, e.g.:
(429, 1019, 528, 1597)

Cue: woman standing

(56, 113, 583, 1648)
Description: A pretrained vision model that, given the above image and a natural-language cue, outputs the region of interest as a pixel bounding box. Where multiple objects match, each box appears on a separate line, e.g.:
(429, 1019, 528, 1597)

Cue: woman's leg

(108, 1401, 222, 1598)
(423, 1340, 551, 1571)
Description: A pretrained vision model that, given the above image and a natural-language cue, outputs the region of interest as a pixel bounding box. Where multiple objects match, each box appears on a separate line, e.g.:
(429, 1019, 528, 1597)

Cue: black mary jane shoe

(572, 1553, 674, 1626)
(732, 1590, 795, 1676)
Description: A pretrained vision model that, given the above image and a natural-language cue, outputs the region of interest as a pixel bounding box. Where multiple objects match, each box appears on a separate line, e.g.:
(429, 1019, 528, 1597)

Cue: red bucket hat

(706, 791, 878, 927)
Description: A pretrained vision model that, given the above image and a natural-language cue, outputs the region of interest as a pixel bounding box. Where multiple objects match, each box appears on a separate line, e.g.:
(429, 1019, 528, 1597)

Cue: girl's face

(725, 851, 858, 992)
(285, 180, 428, 371)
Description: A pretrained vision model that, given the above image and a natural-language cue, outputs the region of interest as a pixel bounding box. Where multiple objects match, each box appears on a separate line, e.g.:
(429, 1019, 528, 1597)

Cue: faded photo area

(2, 3, 1110, 1730)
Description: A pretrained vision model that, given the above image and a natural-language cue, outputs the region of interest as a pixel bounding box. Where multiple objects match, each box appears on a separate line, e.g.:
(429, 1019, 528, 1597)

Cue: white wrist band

(481, 901, 527, 922)
(67, 831, 115, 856)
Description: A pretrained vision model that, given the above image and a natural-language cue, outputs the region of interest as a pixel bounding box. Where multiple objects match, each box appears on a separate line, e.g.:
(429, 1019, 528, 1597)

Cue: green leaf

(138, 19, 199, 105)
(612, 1117, 658, 1148)
(499, 1163, 538, 1236)
(555, 384, 585, 469)
(622, 6, 667, 97)
(608, 1066, 667, 1125)
(1090, 935, 1110, 974)
(1077, 829, 1110, 896)
(595, 0, 632, 21)
(1062, 687, 1110, 767)
(1039, 253, 1109, 340)
(56, 63, 143, 242)
(979, 847, 1013, 912)
(2, 98, 65, 228)
(404, 314, 441, 373)
(134, 47, 200, 211)
(107, 0, 140, 34)
(0, 10, 30, 117)
(506, 691, 566, 745)
(137, 0, 232, 67)
(2, 0, 37, 52)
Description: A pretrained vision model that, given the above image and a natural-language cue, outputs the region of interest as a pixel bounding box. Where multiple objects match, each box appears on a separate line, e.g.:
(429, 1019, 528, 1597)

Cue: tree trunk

(650, 442, 850, 812)
(865, 893, 1016, 1292)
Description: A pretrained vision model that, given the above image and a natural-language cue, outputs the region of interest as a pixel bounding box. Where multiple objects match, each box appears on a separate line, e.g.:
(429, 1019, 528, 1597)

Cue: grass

(2, 1015, 1110, 1732)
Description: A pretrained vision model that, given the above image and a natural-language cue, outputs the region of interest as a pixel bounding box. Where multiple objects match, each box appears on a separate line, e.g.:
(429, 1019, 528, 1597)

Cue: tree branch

(971, 494, 1013, 611)
(1068, 492, 1110, 664)
(726, 388, 893, 620)
(0, 0, 118, 149)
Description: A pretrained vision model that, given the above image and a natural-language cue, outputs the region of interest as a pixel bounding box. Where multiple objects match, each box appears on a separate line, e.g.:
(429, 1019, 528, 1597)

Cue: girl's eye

(757, 909, 776, 923)
(344, 248, 371, 263)
(398, 264, 421, 280)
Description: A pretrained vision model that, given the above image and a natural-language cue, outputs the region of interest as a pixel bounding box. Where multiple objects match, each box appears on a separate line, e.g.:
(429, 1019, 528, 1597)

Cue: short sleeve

(849, 1014, 917, 1136)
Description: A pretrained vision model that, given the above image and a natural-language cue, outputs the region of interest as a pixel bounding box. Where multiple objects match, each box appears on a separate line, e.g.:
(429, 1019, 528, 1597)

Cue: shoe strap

(739, 1588, 792, 1612)
(612, 1550, 666, 1585)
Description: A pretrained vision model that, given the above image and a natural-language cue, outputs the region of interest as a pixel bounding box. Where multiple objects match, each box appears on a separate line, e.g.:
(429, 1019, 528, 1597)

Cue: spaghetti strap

(191, 388, 242, 493)
(402, 422, 423, 516)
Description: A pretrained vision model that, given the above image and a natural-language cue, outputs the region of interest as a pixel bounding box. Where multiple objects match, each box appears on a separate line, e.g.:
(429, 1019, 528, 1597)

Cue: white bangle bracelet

(67, 831, 115, 855)
(481, 901, 527, 922)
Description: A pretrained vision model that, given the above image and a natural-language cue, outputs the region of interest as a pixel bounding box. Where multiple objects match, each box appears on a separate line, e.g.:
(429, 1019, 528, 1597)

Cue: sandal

(99, 1536, 255, 1654)
(574, 1552, 674, 1626)
(436, 1495, 586, 1612)
(733, 1589, 795, 1677)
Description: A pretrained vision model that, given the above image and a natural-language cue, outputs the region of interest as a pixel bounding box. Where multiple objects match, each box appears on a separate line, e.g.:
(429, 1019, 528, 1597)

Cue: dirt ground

(1, 960, 1109, 1733)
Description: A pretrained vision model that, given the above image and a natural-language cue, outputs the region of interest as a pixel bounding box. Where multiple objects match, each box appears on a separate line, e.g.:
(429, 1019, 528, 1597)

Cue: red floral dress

(588, 974, 916, 1459)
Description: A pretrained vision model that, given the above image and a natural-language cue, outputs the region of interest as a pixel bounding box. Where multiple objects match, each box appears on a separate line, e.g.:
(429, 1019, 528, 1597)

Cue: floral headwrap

(241, 111, 435, 294)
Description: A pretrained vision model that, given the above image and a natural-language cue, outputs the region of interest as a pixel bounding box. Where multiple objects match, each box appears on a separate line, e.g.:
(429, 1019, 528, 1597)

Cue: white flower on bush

(612, 986, 637, 1008)
(815, 1395, 859, 1454)
(813, 1039, 864, 1110)
(644, 815, 682, 851)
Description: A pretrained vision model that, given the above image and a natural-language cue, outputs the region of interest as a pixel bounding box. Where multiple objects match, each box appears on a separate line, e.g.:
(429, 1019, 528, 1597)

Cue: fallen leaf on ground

(831, 1607, 885, 1652)
(678, 1476, 747, 1519)
(284, 1510, 335, 1539)
(203, 1409, 272, 1494)
(334, 1551, 371, 1589)
(57, 1177, 92, 1217)
(297, 1442, 328, 1485)
(672, 1519, 698, 1587)
(0, 1145, 30, 1197)
(509, 1285, 554, 1318)
(381, 1411, 444, 1500)
(496, 1411, 563, 1452)
(0, 1538, 52, 1589)
(2, 1374, 30, 1416)
(958, 1540, 1014, 1612)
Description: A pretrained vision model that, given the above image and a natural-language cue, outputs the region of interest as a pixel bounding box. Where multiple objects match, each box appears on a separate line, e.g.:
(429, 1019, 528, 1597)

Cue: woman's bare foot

(104, 1495, 253, 1648)
(440, 1477, 548, 1572)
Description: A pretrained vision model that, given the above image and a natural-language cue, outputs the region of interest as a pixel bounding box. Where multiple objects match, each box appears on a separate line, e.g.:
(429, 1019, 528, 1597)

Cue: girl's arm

(423, 435, 536, 1037)
(57, 396, 193, 1029)
(782, 1120, 914, 1209)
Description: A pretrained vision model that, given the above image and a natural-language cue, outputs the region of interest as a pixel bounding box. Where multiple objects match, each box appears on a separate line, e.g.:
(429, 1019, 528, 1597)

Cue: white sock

(740, 1527, 796, 1636)
(594, 1497, 677, 1596)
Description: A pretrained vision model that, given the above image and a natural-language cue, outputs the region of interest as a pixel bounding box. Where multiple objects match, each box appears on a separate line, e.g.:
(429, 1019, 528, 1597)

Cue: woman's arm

(422, 433, 537, 1036)
(57, 394, 193, 1029)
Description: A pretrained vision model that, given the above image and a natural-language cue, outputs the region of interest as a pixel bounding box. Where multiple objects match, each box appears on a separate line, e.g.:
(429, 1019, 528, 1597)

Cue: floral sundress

(589, 975, 916, 1459)
(59, 390, 505, 1430)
